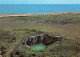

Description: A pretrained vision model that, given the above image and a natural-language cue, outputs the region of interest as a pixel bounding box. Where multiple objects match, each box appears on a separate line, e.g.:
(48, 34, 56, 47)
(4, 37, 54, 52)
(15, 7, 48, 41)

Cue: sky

(0, 0, 80, 4)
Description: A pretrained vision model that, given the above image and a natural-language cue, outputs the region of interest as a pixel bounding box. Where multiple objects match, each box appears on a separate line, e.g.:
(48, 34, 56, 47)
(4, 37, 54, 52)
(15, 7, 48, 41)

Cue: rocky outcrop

(21, 34, 62, 46)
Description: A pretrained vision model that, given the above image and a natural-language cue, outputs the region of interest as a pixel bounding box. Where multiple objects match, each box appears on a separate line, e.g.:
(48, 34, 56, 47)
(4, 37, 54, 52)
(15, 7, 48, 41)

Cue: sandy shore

(0, 12, 80, 17)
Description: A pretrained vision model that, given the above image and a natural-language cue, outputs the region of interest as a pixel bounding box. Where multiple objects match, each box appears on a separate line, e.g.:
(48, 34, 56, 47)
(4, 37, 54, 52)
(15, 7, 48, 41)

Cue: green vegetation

(0, 14, 80, 24)
(0, 14, 80, 57)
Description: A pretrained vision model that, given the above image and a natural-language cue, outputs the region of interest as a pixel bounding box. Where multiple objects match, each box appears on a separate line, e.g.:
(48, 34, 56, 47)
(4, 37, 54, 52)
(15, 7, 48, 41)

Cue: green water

(31, 45, 45, 51)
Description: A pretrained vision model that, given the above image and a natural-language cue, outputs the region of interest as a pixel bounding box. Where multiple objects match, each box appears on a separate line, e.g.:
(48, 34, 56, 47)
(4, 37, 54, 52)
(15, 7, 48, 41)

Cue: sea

(0, 4, 80, 15)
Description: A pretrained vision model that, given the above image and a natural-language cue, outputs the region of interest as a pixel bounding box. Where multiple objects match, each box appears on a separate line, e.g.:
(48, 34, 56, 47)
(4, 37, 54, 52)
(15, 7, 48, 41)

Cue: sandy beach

(0, 12, 80, 17)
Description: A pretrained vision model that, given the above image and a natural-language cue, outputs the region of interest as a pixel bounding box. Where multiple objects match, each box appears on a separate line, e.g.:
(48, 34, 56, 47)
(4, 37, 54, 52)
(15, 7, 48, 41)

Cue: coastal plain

(0, 12, 80, 57)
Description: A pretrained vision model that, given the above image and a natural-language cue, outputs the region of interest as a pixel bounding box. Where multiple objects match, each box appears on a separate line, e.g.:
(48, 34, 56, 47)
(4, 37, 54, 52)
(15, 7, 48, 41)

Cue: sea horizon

(0, 4, 80, 15)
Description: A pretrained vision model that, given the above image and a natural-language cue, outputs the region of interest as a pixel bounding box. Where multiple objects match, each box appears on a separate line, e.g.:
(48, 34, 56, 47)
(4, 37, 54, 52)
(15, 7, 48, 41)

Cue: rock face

(43, 34, 62, 46)
(21, 34, 62, 46)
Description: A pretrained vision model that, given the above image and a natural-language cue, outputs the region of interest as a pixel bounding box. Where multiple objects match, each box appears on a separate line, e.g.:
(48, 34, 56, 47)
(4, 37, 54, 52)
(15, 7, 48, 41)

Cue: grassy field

(0, 13, 80, 57)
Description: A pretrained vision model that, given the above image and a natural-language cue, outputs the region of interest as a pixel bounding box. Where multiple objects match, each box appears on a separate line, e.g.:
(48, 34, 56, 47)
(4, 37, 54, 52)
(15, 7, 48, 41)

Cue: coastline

(0, 12, 80, 17)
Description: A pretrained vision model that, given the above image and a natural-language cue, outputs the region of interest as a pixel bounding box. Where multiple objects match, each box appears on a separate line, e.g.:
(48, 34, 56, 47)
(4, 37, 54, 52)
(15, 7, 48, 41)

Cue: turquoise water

(31, 45, 45, 51)
(0, 4, 80, 15)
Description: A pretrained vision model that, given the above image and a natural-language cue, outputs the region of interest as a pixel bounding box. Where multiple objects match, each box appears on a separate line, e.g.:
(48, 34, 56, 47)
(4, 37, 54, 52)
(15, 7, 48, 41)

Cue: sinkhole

(21, 34, 62, 50)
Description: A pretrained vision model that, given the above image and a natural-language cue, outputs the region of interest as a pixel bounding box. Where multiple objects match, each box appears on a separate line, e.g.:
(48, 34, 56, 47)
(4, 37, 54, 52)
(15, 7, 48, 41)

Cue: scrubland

(0, 13, 80, 57)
